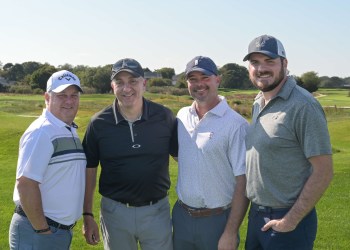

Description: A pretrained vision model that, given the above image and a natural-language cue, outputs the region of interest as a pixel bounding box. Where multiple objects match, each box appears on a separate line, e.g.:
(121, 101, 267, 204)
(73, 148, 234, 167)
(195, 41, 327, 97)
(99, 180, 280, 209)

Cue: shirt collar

(189, 95, 228, 118)
(254, 76, 297, 105)
(42, 109, 77, 128)
(112, 98, 149, 124)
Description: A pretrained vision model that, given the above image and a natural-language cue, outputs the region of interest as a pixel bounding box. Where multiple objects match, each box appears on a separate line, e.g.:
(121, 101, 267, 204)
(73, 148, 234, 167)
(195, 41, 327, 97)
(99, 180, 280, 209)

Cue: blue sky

(1, 0, 349, 77)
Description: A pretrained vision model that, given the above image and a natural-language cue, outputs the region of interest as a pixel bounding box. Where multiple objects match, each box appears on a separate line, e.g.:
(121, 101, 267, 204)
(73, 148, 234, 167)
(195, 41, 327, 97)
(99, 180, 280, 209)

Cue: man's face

(45, 85, 80, 125)
(111, 71, 146, 109)
(248, 53, 287, 92)
(186, 71, 220, 104)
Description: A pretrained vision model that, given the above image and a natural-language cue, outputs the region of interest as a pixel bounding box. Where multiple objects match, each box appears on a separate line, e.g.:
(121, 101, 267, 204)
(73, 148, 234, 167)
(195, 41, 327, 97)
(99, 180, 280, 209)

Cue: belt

(15, 205, 76, 230)
(178, 200, 231, 218)
(250, 202, 291, 213)
(118, 196, 165, 208)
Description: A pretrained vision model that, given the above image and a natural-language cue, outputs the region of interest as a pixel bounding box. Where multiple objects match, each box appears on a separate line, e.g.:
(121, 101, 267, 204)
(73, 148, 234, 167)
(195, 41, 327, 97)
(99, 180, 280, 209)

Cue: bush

(32, 88, 44, 95)
(147, 78, 171, 87)
(8, 85, 32, 94)
(80, 86, 99, 94)
(147, 86, 189, 96)
(175, 81, 187, 88)
(0, 83, 9, 92)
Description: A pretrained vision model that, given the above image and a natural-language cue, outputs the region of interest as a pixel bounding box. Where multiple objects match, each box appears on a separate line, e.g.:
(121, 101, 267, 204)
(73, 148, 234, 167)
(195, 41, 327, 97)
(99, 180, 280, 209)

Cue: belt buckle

(258, 205, 266, 211)
(258, 205, 271, 213)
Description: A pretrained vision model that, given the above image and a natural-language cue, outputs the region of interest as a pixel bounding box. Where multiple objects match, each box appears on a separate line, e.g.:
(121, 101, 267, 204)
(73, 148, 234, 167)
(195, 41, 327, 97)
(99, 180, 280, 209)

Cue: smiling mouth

(195, 87, 209, 93)
(123, 93, 134, 97)
(257, 73, 272, 79)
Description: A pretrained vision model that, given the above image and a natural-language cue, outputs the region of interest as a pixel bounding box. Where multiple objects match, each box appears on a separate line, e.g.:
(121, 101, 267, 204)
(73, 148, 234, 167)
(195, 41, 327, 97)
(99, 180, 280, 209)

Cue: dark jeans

(245, 205, 317, 250)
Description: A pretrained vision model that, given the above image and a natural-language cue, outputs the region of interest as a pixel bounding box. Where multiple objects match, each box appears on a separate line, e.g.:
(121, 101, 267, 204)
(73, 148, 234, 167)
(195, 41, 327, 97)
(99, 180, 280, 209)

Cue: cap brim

(243, 51, 280, 61)
(111, 69, 141, 80)
(51, 84, 83, 93)
(186, 68, 215, 77)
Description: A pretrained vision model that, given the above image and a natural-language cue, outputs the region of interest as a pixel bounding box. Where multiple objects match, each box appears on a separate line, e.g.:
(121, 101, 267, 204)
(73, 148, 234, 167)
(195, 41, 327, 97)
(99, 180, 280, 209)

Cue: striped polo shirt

(13, 109, 86, 225)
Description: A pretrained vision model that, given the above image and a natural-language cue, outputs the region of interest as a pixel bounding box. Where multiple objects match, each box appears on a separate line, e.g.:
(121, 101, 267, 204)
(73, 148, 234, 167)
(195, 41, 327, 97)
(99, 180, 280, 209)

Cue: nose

(256, 63, 269, 72)
(122, 82, 132, 91)
(65, 95, 76, 103)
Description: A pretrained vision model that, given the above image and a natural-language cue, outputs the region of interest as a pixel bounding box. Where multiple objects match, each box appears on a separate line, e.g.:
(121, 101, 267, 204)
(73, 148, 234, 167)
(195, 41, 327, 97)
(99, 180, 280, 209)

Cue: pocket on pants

(33, 227, 71, 250)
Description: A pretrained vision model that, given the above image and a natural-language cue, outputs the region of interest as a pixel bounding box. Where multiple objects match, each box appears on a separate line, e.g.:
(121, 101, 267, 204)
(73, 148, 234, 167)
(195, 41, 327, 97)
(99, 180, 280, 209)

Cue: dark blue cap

(111, 58, 144, 80)
(185, 56, 218, 77)
(243, 35, 287, 61)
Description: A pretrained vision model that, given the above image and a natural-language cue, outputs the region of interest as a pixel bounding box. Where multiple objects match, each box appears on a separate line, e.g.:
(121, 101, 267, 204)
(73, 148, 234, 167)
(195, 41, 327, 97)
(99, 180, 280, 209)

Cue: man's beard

(251, 66, 286, 92)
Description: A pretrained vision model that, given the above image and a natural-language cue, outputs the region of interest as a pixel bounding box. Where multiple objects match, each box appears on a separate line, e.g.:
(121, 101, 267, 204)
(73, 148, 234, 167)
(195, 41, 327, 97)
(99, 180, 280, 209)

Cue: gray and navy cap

(243, 35, 287, 61)
(111, 58, 144, 80)
(185, 56, 218, 77)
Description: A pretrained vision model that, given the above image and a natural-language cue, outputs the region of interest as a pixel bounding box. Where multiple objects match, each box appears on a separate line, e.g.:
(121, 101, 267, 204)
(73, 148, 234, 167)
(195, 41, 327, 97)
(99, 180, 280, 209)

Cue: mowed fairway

(0, 89, 349, 249)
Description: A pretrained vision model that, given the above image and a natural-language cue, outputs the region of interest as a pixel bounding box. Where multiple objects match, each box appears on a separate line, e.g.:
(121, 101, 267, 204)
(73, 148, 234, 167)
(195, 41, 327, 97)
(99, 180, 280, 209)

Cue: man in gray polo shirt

(244, 35, 333, 250)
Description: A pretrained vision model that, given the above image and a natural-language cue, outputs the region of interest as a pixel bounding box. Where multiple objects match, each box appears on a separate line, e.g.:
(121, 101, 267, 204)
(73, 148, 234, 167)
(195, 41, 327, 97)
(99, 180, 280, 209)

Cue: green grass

(315, 89, 350, 107)
(0, 89, 349, 249)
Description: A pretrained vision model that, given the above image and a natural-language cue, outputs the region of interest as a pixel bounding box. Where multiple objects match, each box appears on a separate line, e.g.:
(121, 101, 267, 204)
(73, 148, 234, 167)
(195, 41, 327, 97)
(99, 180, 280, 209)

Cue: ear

(142, 79, 147, 89)
(216, 75, 221, 86)
(44, 92, 50, 102)
(44, 92, 50, 106)
(283, 58, 288, 69)
(111, 81, 116, 90)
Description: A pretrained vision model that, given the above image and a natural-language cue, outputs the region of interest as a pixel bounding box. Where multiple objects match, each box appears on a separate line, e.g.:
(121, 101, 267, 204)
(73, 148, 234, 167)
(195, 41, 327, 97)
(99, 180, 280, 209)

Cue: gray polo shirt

(245, 76, 332, 207)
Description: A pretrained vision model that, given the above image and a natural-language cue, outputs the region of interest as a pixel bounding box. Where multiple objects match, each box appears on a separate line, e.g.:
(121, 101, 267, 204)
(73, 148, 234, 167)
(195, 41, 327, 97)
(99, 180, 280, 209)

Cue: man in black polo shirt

(82, 58, 178, 250)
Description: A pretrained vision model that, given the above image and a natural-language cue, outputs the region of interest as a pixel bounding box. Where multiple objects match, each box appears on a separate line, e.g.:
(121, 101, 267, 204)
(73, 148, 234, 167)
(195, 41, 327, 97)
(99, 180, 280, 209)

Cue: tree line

(0, 61, 349, 94)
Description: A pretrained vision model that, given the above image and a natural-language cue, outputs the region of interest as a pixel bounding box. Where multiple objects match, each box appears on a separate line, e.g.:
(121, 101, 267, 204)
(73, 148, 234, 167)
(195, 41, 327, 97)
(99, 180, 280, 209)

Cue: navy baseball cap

(111, 58, 144, 80)
(185, 56, 218, 77)
(243, 35, 287, 61)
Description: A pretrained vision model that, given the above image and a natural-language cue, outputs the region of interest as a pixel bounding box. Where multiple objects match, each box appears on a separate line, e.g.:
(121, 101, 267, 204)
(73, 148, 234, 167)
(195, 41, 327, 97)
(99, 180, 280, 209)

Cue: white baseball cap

(46, 70, 83, 93)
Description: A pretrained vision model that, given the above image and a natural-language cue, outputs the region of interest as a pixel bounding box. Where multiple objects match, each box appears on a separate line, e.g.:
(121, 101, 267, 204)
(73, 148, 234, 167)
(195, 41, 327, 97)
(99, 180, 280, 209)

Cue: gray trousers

(100, 196, 173, 250)
(9, 213, 72, 250)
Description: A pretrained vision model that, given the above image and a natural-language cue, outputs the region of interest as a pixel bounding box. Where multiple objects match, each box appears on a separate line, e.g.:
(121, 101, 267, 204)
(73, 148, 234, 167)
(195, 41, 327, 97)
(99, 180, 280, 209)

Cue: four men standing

(9, 38, 333, 250)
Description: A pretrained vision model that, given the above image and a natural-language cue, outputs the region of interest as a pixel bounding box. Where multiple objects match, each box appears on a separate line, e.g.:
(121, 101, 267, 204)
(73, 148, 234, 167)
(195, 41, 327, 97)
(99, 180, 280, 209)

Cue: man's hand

(261, 217, 297, 233)
(82, 216, 100, 245)
(218, 231, 238, 250)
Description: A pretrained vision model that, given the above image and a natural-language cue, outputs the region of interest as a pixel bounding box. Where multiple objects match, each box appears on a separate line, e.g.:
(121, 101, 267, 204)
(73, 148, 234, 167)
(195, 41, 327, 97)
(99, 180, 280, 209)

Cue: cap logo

(122, 60, 128, 68)
(194, 59, 199, 66)
(255, 39, 265, 49)
(58, 73, 76, 81)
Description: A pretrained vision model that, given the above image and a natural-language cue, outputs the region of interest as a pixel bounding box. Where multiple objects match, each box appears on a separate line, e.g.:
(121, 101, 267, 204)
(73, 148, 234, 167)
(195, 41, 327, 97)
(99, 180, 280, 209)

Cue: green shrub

(8, 85, 32, 94)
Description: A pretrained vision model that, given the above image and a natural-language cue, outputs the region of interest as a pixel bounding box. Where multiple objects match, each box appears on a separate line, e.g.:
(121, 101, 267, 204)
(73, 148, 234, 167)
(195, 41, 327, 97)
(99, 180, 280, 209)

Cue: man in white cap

(9, 70, 86, 250)
(244, 35, 333, 249)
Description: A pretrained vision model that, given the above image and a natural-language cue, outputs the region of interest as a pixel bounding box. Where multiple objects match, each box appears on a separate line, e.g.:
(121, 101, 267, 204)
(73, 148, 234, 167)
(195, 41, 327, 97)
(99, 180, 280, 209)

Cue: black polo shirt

(83, 98, 178, 204)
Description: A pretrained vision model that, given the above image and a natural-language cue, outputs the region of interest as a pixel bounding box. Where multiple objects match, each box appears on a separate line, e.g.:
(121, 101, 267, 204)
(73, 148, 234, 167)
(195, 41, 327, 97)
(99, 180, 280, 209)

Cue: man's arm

(17, 176, 51, 234)
(218, 175, 250, 250)
(82, 167, 100, 245)
(262, 154, 333, 232)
